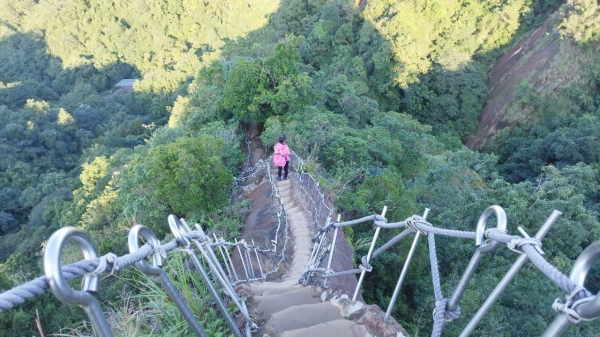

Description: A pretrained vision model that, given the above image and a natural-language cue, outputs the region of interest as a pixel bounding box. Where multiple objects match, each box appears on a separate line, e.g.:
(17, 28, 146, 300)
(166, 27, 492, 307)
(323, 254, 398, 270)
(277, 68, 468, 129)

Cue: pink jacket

(273, 143, 290, 167)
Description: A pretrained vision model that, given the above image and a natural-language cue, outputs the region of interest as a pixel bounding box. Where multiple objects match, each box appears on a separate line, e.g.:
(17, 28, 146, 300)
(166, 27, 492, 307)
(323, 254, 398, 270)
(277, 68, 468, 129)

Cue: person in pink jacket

(273, 136, 290, 181)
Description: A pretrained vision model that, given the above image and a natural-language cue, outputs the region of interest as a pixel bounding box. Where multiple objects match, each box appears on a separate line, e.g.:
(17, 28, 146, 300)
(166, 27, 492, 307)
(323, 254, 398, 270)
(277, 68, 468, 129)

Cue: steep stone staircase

(247, 177, 406, 337)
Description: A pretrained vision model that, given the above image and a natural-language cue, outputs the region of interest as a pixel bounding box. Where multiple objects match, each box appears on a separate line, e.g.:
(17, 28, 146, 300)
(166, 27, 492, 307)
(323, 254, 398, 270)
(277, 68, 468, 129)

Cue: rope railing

(0, 155, 295, 337)
(300, 203, 600, 336)
(3, 150, 600, 336)
(234, 154, 292, 282)
(0, 220, 265, 337)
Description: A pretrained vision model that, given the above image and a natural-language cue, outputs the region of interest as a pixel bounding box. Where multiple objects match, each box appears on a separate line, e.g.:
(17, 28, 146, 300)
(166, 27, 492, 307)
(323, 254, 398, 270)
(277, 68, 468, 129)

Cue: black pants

(278, 161, 289, 178)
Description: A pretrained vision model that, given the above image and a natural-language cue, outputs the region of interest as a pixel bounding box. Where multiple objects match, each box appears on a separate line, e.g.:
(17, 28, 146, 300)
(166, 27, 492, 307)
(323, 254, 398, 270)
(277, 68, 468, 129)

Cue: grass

(49, 251, 232, 336)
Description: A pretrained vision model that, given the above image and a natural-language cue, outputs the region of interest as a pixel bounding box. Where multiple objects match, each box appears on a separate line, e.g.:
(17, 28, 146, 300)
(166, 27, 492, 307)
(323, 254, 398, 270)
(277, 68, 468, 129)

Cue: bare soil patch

(466, 20, 560, 149)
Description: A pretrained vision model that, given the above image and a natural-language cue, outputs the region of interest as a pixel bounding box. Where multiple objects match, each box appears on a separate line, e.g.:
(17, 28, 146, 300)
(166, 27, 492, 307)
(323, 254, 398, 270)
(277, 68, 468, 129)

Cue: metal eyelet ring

(44, 227, 100, 306)
(475, 205, 507, 253)
(168, 214, 191, 248)
(568, 240, 600, 319)
(128, 225, 163, 274)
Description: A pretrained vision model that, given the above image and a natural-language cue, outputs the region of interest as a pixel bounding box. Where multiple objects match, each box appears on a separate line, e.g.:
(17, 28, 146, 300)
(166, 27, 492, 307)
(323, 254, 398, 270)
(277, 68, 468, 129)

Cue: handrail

(3, 152, 600, 337)
(300, 204, 600, 336)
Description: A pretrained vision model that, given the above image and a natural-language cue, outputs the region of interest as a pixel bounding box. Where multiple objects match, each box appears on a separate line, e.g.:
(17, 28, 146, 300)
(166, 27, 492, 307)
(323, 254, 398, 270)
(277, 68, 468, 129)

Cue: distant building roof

(114, 79, 139, 87)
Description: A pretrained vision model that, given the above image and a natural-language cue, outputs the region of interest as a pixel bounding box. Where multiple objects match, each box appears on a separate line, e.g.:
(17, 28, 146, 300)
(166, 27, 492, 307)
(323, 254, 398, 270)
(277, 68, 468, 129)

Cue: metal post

(384, 208, 430, 322)
(214, 234, 233, 281)
(223, 237, 239, 281)
(253, 239, 264, 278)
(235, 239, 249, 280)
(543, 239, 600, 336)
(324, 215, 342, 288)
(44, 227, 114, 337)
(168, 216, 242, 337)
(447, 206, 508, 313)
(245, 248, 255, 279)
(128, 225, 207, 337)
(460, 210, 562, 337)
(353, 206, 388, 301)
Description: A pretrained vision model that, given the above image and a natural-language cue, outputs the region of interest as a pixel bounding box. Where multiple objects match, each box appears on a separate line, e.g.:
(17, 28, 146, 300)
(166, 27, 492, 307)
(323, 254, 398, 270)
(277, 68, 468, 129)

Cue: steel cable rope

(0, 232, 200, 313)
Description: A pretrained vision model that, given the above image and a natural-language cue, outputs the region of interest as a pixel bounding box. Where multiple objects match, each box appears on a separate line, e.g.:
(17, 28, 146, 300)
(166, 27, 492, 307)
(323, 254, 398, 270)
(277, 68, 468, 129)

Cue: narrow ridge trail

(246, 177, 407, 337)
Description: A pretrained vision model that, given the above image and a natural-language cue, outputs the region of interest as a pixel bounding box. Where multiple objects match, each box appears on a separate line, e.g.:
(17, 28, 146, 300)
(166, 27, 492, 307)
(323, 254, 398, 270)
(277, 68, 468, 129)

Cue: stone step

(276, 179, 292, 187)
(265, 301, 344, 335)
(294, 242, 313, 251)
(281, 319, 370, 337)
(287, 213, 307, 223)
(286, 206, 301, 214)
(277, 184, 294, 194)
(262, 284, 305, 296)
(253, 286, 323, 317)
(250, 280, 301, 295)
(280, 189, 293, 199)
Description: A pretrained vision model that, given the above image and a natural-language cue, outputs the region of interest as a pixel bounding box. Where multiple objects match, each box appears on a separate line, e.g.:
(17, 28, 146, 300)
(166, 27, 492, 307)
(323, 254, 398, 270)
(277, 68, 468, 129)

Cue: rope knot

(374, 214, 387, 224)
(87, 253, 119, 276)
(359, 256, 373, 272)
(153, 245, 168, 259)
(507, 237, 542, 255)
(405, 216, 427, 235)
(552, 286, 594, 324)
(483, 228, 508, 247)
(432, 298, 461, 322)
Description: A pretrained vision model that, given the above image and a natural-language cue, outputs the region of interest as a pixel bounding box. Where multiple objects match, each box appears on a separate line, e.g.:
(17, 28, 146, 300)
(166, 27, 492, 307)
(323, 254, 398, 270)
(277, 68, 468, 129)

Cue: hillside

(1, 0, 600, 336)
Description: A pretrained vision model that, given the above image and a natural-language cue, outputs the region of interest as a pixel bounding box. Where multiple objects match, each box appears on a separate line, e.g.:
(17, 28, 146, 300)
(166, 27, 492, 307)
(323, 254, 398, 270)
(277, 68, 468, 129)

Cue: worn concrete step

(250, 280, 301, 295)
(287, 214, 307, 223)
(276, 180, 292, 188)
(262, 284, 305, 296)
(281, 319, 370, 337)
(280, 190, 293, 199)
(294, 242, 313, 251)
(286, 206, 302, 214)
(278, 184, 292, 192)
(265, 301, 344, 334)
(253, 286, 323, 317)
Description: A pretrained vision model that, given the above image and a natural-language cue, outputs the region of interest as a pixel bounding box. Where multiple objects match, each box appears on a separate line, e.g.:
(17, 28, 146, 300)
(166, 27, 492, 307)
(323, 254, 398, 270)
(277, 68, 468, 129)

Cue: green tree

(118, 135, 233, 235)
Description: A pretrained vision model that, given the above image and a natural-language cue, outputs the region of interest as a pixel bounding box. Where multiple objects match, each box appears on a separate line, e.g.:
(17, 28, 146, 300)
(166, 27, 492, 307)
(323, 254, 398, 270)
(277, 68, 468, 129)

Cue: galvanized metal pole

(353, 206, 388, 301)
(214, 234, 233, 281)
(235, 239, 249, 280)
(543, 239, 600, 336)
(324, 215, 342, 288)
(460, 210, 562, 337)
(168, 215, 242, 337)
(44, 228, 115, 337)
(128, 225, 207, 337)
(384, 208, 430, 322)
(252, 239, 264, 278)
(447, 206, 508, 314)
(223, 237, 240, 281)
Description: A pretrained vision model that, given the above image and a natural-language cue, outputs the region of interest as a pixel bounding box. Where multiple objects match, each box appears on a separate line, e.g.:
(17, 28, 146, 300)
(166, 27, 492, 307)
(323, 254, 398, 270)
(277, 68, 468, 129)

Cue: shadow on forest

(0, 0, 565, 335)
(0, 31, 140, 108)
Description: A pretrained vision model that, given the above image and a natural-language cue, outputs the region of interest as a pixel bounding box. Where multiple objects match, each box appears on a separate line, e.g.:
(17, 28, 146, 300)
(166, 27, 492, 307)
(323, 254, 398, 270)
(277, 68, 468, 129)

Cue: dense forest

(1, 0, 600, 336)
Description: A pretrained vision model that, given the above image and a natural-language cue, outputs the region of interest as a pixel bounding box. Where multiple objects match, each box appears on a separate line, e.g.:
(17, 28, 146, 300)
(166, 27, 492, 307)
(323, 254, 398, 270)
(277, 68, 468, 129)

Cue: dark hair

(279, 136, 286, 143)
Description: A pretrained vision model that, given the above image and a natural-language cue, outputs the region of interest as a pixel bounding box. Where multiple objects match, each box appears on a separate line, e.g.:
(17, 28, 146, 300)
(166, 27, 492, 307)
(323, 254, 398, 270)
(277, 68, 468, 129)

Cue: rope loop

(483, 227, 507, 245)
(374, 214, 387, 226)
(507, 237, 542, 255)
(87, 253, 119, 276)
(406, 216, 427, 235)
(432, 298, 461, 322)
(177, 247, 195, 255)
(154, 245, 168, 259)
(552, 286, 594, 324)
(359, 256, 373, 272)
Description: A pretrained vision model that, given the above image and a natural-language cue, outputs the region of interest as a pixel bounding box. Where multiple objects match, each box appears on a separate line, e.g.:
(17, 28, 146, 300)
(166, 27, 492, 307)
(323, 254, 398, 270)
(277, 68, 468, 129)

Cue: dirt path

(465, 20, 559, 149)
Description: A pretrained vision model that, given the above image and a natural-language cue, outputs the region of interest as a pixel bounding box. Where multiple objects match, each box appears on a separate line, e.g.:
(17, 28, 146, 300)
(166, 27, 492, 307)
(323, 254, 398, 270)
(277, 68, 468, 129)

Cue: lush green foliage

(1, 0, 600, 336)
(560, 0, 600, 44)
